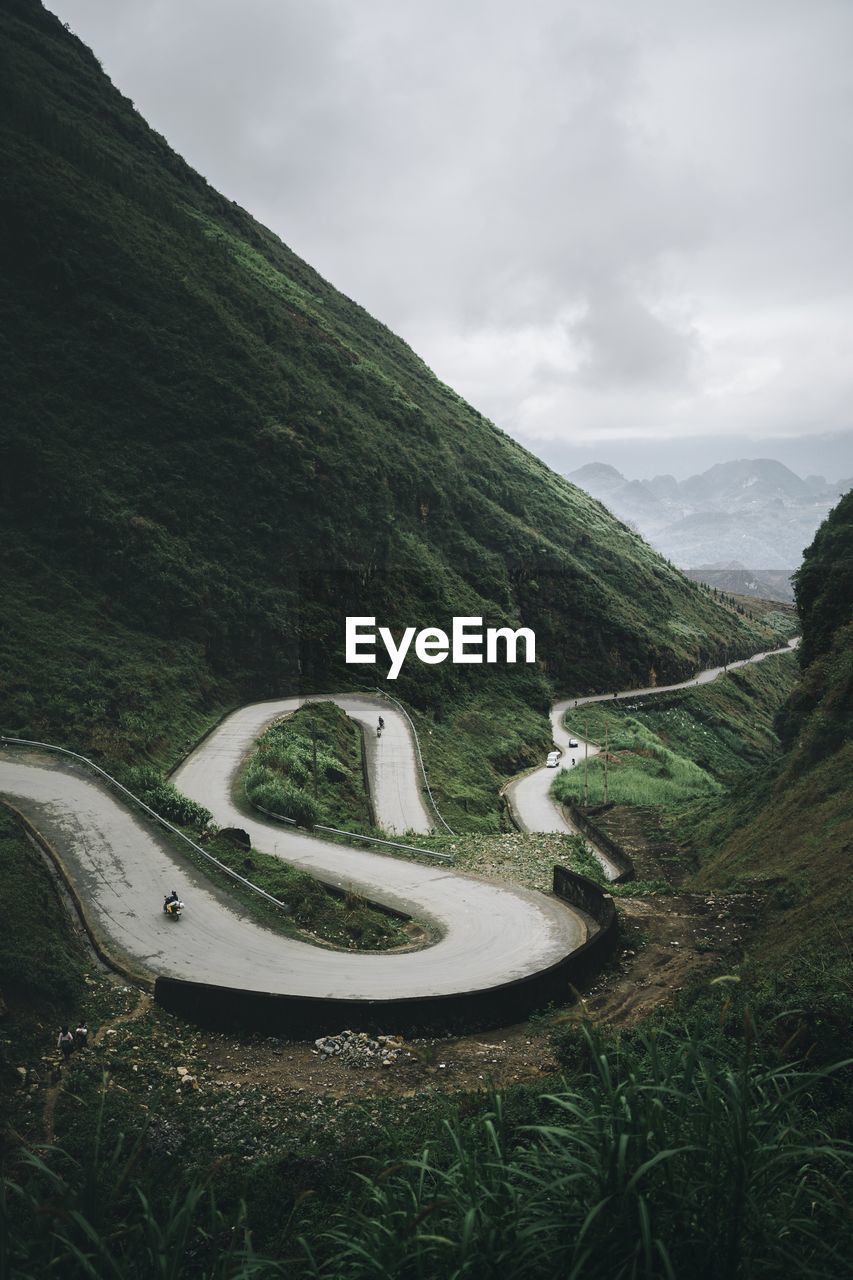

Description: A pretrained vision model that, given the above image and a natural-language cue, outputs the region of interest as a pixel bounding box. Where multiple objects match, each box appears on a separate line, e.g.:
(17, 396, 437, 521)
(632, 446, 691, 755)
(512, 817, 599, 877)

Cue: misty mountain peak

(565, 455, 847, 597)
(567, 462, 626, 488)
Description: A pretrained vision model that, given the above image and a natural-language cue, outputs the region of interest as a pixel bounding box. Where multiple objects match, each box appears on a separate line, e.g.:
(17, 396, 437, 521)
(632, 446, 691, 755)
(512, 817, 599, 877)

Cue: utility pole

(583, 718, 589, 807)
(309, 719, 318, 796)
(603, 720, 609, 805)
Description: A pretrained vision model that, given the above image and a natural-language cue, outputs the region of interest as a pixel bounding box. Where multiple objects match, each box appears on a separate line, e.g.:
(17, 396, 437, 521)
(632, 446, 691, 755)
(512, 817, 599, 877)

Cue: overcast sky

(51, 0, 853, 479)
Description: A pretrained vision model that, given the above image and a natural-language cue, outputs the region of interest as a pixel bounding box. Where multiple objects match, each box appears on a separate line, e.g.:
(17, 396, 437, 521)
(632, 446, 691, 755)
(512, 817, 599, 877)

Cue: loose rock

(313, 1030, 407, 1069)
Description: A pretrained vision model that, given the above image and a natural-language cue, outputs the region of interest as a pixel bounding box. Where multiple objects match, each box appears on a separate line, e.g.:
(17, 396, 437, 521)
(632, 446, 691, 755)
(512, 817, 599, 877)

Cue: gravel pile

(437, 832, 584, 891)
(313, 1030, 406, 1068)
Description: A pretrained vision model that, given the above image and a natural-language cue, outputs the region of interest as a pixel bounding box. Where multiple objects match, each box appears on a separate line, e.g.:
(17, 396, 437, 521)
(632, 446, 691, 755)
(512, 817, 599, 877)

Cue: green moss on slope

(0, 0, 777, 817)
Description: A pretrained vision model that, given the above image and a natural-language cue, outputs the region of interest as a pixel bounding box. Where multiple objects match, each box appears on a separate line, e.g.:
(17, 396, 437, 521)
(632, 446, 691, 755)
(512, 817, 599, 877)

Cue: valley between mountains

(1, 5, 849, 1275)
(0, 639, 799, 1012)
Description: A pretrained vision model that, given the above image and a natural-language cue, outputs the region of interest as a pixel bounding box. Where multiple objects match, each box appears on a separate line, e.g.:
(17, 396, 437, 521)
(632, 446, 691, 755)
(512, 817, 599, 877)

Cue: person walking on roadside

(57, 1026, 75, 1062)
(75, 1020, 89, 1049)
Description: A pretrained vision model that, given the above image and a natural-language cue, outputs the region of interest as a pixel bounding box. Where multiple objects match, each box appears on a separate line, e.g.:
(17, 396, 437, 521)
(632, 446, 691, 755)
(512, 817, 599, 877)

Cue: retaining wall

(562, 799, 635, 882)
(154, 865, 618, 1037)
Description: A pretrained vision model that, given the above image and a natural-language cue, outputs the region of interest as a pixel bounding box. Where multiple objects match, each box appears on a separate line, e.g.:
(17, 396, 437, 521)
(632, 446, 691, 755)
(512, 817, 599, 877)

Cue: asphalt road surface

(176, 693, 433, 836)
(0, 693, 586, 998)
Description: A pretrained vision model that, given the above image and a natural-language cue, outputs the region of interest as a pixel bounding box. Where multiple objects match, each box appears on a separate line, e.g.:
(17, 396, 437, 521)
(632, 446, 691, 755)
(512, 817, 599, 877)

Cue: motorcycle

(163, 897, 184, 920)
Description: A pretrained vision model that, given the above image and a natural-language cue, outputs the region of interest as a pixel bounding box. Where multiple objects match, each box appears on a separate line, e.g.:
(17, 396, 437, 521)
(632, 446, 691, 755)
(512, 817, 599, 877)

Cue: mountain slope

(0, 1, 773, 810)
(685, 491, 852, 955)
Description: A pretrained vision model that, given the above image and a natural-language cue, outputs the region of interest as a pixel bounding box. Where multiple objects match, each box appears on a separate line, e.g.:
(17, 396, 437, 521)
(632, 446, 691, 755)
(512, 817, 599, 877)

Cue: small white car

(568, 739, 579, 749)
(546, 750, 561, 768)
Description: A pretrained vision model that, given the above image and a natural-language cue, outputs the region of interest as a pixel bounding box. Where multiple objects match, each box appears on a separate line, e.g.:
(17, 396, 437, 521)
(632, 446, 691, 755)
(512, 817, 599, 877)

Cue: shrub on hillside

(249, 775, 320, 829)
(122, 765, 213, 829)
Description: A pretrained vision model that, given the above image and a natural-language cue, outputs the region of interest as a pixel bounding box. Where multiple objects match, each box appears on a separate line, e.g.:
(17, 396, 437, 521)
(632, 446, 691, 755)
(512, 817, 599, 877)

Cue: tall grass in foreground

(1, 1085, 280, 1279)
(3, 1027, 850, 1279)
(301, 1022, 852, 1280)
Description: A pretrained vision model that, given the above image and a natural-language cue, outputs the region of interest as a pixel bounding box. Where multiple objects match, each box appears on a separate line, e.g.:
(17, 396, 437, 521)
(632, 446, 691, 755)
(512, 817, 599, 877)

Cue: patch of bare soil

(589, 804, 693, 883)
(192, 890, 757, 1099)
(579, 890, 759, 1027)
(200, 1019, 559, 1100)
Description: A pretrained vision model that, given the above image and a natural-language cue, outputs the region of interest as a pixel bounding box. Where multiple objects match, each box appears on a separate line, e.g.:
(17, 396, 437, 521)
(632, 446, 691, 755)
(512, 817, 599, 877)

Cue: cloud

(571, 288, 697, 389)
(52, 0, 853, 475)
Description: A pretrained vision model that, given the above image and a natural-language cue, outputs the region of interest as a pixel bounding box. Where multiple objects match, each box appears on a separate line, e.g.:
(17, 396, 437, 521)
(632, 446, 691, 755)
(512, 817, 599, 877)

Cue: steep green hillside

(680, 492, 852, 956)
(555, 653, 798, 806)
(0, 0, 773, 797)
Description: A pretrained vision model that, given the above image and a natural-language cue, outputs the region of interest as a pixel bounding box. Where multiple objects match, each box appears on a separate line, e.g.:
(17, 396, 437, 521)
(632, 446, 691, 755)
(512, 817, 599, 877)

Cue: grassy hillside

(554, 653, 798, 809)
(0, 806, 88, 1039)
(1, 7, 850, 1274)
(244, 701, 374, 832)
(3, 793, 850, 1276)
(680, 495, 852, 957)
(0, 0, 775, 805)
(547, 472, 851, 972)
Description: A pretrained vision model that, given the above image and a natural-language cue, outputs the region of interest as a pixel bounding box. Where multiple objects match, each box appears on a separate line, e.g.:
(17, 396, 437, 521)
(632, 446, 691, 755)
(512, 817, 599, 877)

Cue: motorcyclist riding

(164, 890, 182, 917)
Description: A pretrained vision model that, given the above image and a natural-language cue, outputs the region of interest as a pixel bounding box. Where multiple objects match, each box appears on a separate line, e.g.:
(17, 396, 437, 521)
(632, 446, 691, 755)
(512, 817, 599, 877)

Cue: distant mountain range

(567, 459, 851, 602)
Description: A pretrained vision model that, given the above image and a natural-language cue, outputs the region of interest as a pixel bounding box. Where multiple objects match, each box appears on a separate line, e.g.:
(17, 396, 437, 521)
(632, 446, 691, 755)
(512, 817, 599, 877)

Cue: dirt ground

(21, 888, 761, 1146)
(194, 888, 759, 1099)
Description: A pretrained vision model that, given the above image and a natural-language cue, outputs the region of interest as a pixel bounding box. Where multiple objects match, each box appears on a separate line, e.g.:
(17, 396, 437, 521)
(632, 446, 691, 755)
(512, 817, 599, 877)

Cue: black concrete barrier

(562, 799, 635, 883)
(154, 865, 619, 1037)
(551, 864, 619, 987)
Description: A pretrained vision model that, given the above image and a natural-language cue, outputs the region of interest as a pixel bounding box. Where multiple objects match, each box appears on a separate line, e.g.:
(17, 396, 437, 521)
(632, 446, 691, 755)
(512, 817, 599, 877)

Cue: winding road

(177, 694, 434, 837)
(506, 636, 800, 877)
(0, 638, 798, 1008)
(0, 695, 585, 1001)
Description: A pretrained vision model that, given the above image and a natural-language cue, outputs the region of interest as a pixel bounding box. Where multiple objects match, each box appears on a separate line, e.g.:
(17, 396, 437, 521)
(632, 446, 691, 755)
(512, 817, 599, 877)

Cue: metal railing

(1, 730, 453, 916)
(0, 736, 335, 910)
(247, 795, 454, 861)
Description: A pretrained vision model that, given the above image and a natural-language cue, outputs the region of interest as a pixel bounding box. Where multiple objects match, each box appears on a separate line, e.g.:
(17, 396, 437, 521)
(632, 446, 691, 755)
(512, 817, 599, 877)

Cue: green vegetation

(0, 805, 87, 1022)
(1, 520, 845, 1280)
(718, 594, 799, 638)
(670, 494, 852, 959)
(554, 717, 724, 808)
(307, 1026, 850, 1280)
(4, 1010, 850, 1279)
(0, 5, 850, 1276)
(755, 609, 798, 637)
(125, 764, 215, 827)
(187, 831, 412, 952)
(792, 490, 853, 670)
(0, 0, 781, 833)
(244, 702, 372, 832)
(407, 686, 551, 831)
(4, 1142, 273, 1280)
(672, 675, 852, 964)
(560, 654, 798, 797)
(133, 764, 417, 948)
